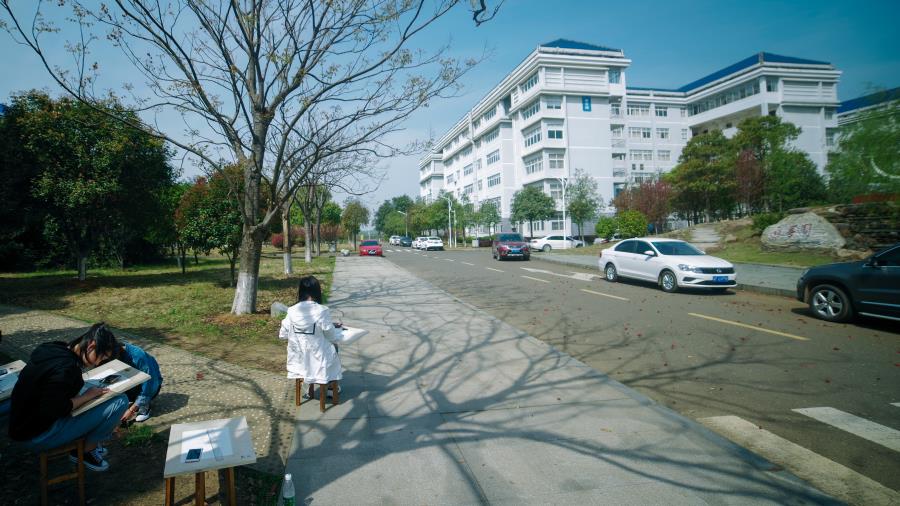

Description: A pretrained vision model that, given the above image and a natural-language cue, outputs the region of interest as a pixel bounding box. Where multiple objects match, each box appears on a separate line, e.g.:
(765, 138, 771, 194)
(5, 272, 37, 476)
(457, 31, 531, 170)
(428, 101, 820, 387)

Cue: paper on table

(0, 372, 18, 393)
(86, 368, 118, 381)
(181, 428, 233, 463)
(337, 326, 368, 345)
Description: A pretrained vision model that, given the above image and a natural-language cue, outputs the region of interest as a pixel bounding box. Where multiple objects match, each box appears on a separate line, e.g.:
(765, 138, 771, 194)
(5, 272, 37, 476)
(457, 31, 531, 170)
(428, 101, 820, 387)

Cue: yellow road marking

(486, 267, 504, 273)
(580, 289, 629, 301)
(688, 313, 809, 341)
(521, 275, 549, 283)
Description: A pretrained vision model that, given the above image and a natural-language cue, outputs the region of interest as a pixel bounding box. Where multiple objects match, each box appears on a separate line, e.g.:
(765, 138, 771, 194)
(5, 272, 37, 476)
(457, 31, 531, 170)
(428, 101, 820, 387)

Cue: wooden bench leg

(331, 381, 340, 406)
(294, 378, 304, 407)
(164, 477, 175, 506)
(226, 467, 236, 506)
(319, 384, 326, 413)
(195, 472, 205, 506)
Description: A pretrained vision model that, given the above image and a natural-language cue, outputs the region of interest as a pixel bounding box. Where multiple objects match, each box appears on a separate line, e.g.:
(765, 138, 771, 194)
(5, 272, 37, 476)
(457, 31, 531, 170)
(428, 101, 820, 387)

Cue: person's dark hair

(68, 322, 119, 364)
(297, 275, 323, 304)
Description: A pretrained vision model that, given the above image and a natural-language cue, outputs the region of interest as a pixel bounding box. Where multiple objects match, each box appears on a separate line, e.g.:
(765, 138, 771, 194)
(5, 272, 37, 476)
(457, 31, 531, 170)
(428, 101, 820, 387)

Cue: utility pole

(397, 210, 408, 237)
(440, 195, 453, 248)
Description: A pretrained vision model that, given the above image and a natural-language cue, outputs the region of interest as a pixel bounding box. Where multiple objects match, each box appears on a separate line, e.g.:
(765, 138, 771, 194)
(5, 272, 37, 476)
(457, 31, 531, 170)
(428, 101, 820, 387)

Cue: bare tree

(1, 0, 499, 314)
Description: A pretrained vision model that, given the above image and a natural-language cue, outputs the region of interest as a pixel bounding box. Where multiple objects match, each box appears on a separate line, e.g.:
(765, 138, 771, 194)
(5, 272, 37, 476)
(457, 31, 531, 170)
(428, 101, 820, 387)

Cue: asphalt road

(382, 246, 900, 493)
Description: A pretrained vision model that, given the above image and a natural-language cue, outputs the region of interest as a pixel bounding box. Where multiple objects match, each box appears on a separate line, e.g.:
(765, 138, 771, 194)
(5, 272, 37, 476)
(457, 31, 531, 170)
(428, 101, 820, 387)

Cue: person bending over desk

(115, 342, 163, 423)
(8, 323, 128, 472)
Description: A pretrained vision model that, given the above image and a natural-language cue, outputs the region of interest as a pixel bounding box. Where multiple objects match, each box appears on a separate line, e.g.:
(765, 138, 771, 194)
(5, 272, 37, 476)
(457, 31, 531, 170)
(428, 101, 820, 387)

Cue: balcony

(611, 139, 626, 148)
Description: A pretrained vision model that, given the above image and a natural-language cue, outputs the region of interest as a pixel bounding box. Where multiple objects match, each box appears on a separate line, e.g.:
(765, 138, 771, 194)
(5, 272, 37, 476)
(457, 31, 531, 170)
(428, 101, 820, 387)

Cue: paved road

(383, 246, 900, 495)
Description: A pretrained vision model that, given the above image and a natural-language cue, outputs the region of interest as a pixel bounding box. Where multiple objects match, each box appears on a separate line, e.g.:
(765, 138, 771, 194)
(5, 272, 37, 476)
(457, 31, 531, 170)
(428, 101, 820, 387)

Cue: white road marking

(580, 288, 629, 302)
(461, 262, 475, 266)
(521, 275, 549, 283)
(485, 267, 504, 273)
(792, 407, 900, 452)
(445, 259, 454, 262)
(700, 415, 900, 506)
(688, 313, 809, 341)
(521, 266, 602, 282)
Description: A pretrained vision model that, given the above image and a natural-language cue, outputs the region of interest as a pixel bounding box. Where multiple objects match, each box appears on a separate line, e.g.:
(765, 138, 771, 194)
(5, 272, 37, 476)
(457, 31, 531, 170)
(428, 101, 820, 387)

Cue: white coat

(278, 301, 346, 384)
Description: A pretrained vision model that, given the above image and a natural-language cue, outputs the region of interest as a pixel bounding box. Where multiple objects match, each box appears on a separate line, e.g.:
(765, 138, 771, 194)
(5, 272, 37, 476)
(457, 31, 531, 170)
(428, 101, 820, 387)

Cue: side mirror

(643, 250, 656, 257)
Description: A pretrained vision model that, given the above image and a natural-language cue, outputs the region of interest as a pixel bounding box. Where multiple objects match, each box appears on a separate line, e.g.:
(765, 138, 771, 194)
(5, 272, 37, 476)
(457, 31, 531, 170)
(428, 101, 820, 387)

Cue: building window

(627, 103, 650, 116)
(488, 173, 501, 187)
(483, 106, 497, 122)
(522, 73, 539, 92)
(483, 197, 501, 212)
(629, 127, 652, 139)
(475, 159, 482, 170)
(611, 124, 624, 138)
(689, 81, 760, 116)
(657, 128, 669, 140)
(461, 146, 472, 157)
(826, 128, 836, 147)
(629, 149, 652, 161)
(611, 103, 622, 117)
(463, 164, 474, 176)
(681, 129, 689, 141)
(609, 69, 621, 84)
(473, 118, 481, 129)
(550, 211, 565, 230)
(655, 107, 668, 117)
(532, 220, 545, 231)
(548, 181, 563, 200)
(477, 179, 483, 190)
(524, 154, 543, 174)
(524, 126, 542, 147)
(545, 95, 562, 109)
(766, 77, 778, 92)
(487, 150, 500, 165)
(464, 184, 473, 195)
(522, 100, 540, 120)
(483, 128, 499, 144)
(680, 107, 687, 117)
(612, 152, 626, 161)
(825, 109, 834, 120)
(548, 152, 565, 169)
(547, 127, 563, 139)
(658, 150, 671, 161)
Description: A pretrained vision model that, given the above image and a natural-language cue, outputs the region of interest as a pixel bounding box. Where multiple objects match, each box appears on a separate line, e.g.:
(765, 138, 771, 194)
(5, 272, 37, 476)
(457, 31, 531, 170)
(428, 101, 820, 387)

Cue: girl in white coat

(279, 276, 345, 398)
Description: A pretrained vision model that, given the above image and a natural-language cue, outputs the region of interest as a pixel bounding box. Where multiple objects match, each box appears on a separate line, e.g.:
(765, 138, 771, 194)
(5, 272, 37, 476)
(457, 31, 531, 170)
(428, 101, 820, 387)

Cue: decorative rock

(835, 248, 871, 261)
(271, 301, 289, 318)
(762, 212, 846, 252)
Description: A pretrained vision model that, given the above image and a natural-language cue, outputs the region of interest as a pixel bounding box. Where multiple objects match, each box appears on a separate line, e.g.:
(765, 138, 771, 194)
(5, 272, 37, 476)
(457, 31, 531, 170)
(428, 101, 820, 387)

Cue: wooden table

(0, 360, 27, 402)
(163, 417, 257, 506)
(73, 359, 151, 416)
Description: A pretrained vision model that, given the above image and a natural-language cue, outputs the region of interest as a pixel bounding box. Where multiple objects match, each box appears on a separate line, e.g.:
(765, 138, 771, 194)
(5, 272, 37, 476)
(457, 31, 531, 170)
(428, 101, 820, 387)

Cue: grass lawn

(707, 239, 838, 267)
(0, 248, 334, 372)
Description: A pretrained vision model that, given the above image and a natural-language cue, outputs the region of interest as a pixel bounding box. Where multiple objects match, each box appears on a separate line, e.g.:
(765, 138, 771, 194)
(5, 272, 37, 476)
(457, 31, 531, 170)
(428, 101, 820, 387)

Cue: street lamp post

(551, 177, 568, 249)
(440, 195, 453, 248)
(396, 210, 408, 237)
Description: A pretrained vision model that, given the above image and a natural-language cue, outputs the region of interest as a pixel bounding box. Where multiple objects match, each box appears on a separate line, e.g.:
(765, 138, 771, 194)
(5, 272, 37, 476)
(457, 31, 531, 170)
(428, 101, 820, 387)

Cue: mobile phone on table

(185, 448, 203, 463)
(101, 374, 122, 385)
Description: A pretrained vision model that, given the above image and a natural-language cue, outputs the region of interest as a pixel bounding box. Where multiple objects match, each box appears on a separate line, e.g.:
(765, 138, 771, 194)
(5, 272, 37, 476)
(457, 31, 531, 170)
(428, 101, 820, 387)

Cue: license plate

(713, 275, 728, 282)
(368, 250, 376, 255)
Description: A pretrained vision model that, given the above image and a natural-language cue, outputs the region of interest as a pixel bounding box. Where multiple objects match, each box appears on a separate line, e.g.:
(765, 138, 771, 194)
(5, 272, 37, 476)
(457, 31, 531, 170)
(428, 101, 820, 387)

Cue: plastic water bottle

(282, 473, 295, 506)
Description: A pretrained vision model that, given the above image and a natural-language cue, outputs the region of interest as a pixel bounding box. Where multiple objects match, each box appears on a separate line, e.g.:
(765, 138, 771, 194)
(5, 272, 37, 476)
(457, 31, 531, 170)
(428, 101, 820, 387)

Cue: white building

(418, 39, 841, 236)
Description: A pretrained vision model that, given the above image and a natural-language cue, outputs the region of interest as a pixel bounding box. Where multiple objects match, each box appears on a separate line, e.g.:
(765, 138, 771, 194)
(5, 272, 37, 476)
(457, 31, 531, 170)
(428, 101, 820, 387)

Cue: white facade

(418, 40, 841, 236)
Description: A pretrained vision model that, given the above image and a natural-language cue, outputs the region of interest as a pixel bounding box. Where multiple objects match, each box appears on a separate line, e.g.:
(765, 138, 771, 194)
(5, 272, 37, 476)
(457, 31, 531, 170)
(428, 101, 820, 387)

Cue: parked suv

(399, 236, 412, 247)
(796, 243, 900, 323)
(422, 237, 444, 251)
(531, 235, 585, 252)
(492, 233, 530, 261)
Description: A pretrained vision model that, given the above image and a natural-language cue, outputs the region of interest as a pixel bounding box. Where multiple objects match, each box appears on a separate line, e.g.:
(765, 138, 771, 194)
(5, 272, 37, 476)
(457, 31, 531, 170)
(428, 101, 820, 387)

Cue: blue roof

(838, 87, 900, 113)
(631, 52, 832, 94)
(540, 39, 622, 54)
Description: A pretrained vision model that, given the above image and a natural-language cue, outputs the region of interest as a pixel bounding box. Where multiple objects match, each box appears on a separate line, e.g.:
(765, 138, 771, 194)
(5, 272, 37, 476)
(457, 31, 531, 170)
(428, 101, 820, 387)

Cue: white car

(599, 238, 736, 292)
(530, 235, 585, 252)
(414, 236, 427, 249)
(422, 236, 444, 251)
(389, 235, 400, 245)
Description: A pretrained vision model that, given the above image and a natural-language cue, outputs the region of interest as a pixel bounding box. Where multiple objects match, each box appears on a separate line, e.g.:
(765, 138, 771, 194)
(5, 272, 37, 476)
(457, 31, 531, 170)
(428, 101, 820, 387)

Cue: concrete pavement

(284, 256, 834, 505)
(534, 252, 803, 297)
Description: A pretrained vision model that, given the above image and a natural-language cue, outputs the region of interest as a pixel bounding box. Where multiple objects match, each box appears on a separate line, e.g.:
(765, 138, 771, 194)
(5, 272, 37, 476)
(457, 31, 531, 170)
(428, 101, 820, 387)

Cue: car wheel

(808, 284, 853, 322)
(604, 263, 618, 282)
(523, 255, 530, 261)
(659, 270, 678, 293)
(542, 244, 551, 253)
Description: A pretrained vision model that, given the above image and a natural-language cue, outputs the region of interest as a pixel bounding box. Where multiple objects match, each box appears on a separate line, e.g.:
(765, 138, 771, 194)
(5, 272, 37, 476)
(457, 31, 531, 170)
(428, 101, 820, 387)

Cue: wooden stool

(294, 378, 339, 412)
(39, 438, 86, 506)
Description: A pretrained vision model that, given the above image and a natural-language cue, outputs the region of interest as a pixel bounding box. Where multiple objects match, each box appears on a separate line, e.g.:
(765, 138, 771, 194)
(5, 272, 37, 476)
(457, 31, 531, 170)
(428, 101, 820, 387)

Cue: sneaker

(95, 444, 108, 458)
(325, 385, 342, 398)
(134, 405, 151, 423)
(69, 448, 109, 472)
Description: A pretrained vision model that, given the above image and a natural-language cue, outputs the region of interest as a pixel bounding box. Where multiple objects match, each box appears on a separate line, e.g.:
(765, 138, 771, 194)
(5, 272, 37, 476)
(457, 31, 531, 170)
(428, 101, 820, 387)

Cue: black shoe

(69, 447, 109, 472)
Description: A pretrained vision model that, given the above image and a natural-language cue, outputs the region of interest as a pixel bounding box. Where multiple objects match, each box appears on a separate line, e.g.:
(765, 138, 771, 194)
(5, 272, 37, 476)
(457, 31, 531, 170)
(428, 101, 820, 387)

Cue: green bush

(751, 212, 785, 234)
(617, 210, 648, 238)
(594, 216, 618, 240)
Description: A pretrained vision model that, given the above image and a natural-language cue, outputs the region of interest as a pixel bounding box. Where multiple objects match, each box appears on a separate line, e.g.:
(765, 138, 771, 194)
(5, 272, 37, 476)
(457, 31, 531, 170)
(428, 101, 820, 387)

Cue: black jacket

(8, 341, 84, 441)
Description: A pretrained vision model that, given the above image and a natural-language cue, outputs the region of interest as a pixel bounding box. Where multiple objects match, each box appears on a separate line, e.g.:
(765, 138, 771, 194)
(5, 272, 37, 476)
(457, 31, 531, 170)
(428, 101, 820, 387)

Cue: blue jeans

(29, 394, 129, 451)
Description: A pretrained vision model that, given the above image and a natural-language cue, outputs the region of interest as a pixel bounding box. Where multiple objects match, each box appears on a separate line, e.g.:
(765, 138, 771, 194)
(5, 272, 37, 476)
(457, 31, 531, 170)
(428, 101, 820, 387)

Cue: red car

(359, 240, 383, 257)
(491, 233, 530, 261)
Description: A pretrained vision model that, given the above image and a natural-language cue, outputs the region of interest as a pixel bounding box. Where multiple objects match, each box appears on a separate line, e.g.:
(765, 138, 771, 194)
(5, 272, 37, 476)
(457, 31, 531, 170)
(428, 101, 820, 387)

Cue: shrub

(751, 212, 785, 234)
(270, 233, 284, 249)
(617, 210, 648, 239)
(594, 216, 618, 240)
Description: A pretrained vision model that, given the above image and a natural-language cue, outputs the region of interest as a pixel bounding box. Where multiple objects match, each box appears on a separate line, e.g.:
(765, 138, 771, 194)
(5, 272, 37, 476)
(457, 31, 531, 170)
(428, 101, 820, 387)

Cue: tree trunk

(304, 220, 313, 264)
(315, 207, 323, 257)
(282, 205, 293, 275)
(228, 254, 237, 287)
(231, 226, 263, 315)
(77, 254, 88, 281)
(178, 244, 186, 274)
(194, 252, 199, 265)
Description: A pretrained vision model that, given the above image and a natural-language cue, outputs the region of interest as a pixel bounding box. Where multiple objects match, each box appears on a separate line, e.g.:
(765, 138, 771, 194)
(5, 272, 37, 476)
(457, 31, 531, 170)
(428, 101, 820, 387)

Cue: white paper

(181, 428, 233, 463)
(0, 372, 18, 393)
(337, 327, 368, 345)
(86, 368, 118, 381)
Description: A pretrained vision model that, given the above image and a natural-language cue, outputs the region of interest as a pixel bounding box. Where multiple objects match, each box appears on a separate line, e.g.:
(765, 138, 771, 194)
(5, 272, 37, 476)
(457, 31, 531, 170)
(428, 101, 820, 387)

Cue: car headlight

(678, 264, 701, 273)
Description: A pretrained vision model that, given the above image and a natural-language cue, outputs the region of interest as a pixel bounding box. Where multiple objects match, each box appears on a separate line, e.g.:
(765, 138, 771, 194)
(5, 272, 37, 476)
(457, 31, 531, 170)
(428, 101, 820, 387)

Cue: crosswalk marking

(700, 415, 900, 505)
(688, 313, 809, 341)
(485, 267, 504, 273)
(521, 275, 549, 283)
(580, 288, 629, 302)
(793, 407, 900, 452)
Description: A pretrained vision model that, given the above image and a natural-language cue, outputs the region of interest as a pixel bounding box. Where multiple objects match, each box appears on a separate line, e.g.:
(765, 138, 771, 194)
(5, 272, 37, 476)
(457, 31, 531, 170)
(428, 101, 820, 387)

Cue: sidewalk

(283, 256, 834, 505)
(534, 252, 802, 297)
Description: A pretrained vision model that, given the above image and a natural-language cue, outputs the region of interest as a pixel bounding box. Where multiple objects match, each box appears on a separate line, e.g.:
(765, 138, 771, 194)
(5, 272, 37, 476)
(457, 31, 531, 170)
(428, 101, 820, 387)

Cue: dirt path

(689, 223, 722, 251)
(0, 304, 293, 505)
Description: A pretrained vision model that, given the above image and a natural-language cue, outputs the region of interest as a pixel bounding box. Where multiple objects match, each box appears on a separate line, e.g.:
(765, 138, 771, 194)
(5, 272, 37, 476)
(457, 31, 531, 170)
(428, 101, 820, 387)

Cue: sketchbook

(338, 326, 369, 345)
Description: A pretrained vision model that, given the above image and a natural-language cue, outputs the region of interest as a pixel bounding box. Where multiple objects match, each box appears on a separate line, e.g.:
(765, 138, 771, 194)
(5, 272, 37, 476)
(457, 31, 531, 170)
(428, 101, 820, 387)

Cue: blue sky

(2, 0, 898, 211)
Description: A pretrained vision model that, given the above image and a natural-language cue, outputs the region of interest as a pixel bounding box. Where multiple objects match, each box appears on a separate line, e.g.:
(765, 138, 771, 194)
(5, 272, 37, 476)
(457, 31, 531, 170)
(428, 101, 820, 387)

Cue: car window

(652, 241, 703, 256)
(876, 246, 900, 266)
(361, 240, 379, 246)
(633, 241, 654, 255)
(614, 241, 635, 253)
(497, 233, 523, 242)
(549, 236, 561, 241)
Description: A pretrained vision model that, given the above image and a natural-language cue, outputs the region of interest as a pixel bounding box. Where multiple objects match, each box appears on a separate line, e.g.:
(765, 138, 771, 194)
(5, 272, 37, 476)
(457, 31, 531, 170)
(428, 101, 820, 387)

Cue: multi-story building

(418, 39, 841, 235)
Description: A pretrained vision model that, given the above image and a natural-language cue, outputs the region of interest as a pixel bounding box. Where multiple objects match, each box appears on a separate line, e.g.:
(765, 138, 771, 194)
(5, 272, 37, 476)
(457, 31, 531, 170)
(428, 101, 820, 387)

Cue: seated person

(116, 342, 163, 423)
(8, 323, 128, 472)
(279, 276, 351, 398)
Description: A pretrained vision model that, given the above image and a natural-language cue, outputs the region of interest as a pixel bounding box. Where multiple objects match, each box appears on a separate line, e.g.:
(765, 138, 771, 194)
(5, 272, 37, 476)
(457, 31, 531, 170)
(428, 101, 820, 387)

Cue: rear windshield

(497, 233, 523, 242)
(361, 240, 379, 246)
(652, 241, 703, 256)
